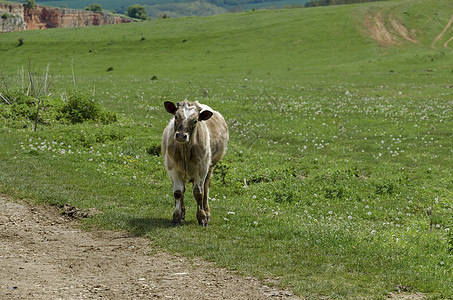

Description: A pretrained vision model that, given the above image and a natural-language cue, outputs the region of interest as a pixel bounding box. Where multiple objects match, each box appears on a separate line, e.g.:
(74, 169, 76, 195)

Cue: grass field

(1, 0, 453, 298)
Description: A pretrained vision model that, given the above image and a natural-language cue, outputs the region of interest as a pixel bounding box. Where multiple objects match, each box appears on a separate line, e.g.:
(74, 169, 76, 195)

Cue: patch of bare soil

(365, 8, 418, 47)
(387, 293, 426, 300)
(388, 286, 426, 300)
(0, 195, 301, 299)
(365, 9, 398, 47)
(389, 13, 418, 44)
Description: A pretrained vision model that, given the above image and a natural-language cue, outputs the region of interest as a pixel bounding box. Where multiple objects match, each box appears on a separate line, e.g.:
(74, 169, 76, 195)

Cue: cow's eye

(174, 115, 178, 120)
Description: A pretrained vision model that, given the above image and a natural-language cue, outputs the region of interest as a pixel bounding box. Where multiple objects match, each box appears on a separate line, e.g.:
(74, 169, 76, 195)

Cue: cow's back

(206, 111, 228, 165)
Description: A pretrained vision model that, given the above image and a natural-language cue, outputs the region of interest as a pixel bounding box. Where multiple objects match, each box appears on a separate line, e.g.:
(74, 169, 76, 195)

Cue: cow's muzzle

(175, 132, 189, 143)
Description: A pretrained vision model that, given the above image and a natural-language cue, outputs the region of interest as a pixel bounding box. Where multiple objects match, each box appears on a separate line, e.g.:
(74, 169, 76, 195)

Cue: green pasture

(1, 0, 452, 298)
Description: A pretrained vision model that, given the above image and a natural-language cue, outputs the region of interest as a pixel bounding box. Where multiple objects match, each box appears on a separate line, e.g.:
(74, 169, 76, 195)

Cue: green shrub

(146, 144, 161, 156)
(126, 4, 147, 20)
(58, 92, 117, 125)
(0, 92, 35, 120)
(25, 0, 36, 9)
(1, 89, 117, 127)
(85, 3, 103, 12)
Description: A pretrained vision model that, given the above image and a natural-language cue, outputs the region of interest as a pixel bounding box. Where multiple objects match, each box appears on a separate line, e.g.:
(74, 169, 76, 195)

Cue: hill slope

(1, 1, 452, 299)
(1, 0, 452, 77)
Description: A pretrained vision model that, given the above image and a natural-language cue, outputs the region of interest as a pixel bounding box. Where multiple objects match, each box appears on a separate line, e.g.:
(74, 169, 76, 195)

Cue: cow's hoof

(172, 218, 182, 226)
(198, 219, 208, 227)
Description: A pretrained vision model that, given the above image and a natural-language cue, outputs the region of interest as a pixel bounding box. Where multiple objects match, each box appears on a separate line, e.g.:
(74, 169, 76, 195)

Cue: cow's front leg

(193, 184, 207, 227)
(172, 178, 186, 226)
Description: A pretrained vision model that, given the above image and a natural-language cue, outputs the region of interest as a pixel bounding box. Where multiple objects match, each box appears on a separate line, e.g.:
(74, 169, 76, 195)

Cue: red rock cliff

(0, 2, 26, 32)
(0, 2, 134, 32)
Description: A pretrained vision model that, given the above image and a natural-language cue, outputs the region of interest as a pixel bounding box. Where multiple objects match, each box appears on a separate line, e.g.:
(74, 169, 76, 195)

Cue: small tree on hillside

(85, 3, 103, 12)
(25, 0, 36, 9)
(126, 4, 147, 20)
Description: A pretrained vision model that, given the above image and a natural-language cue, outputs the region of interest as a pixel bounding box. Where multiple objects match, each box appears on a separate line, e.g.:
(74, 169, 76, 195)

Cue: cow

(161, 100, 229, 226)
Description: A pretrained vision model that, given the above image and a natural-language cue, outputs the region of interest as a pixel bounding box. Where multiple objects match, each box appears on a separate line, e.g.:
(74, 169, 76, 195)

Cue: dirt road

(0, 195, 300, 299)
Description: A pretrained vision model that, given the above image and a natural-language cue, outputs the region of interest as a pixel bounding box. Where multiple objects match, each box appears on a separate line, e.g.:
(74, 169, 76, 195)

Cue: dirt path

(0, 195, 300, 299)
(431, 13, 453, 48)
(444, 34, 453, 48)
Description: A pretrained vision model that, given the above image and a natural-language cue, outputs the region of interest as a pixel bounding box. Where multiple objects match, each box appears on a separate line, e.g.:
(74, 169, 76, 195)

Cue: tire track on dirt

(0, 196, 300, 300)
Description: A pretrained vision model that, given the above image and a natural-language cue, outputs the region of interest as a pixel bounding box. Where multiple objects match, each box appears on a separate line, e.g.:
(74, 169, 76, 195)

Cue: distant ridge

(0, 1, 134, 33)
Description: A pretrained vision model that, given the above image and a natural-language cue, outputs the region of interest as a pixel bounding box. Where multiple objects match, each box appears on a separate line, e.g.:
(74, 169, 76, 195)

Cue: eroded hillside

(0, 2, 133, 33)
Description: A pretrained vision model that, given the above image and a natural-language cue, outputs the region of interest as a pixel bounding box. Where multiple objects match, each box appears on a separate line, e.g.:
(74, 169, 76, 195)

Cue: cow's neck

(178, 140, 194, 174)
(176, 126, 200, 174)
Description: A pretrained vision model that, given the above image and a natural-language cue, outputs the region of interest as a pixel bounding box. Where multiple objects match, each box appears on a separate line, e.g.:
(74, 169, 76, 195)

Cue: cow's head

(164, 100, 213, 144)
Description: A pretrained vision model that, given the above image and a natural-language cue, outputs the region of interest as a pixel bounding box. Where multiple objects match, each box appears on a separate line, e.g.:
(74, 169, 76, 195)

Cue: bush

(1, 65, 117, 129)
(1, 13, 8, 20)
(58, 92, 116, 125)
(1, 90, 117, 126)
(126, 4, 147, 20)
(0, 92, 35, 120)
(85, 3, 103, 12)
(25, 0, 36, 9)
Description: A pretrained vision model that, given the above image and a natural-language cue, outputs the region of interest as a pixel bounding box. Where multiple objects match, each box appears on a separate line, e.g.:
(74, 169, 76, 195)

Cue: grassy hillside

(2, 0, 452, 76)
(1, 0, 453, 299)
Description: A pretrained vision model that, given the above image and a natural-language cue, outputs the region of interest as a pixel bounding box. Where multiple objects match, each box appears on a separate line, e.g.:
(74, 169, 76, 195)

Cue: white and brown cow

(162, 100, 228, 226)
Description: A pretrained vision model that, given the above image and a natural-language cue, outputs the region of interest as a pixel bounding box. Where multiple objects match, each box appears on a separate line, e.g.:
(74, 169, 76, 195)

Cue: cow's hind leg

(193, 185, 207, 227)
(203, 166, 214, 222)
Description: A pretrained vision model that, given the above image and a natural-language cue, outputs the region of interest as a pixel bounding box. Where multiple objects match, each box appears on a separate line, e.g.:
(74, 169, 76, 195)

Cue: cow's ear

(164, 101, 177, 115)
(199, 110, 213, 121)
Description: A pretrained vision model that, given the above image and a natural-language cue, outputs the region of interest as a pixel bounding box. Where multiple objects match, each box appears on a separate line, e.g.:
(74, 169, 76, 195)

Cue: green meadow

(1, 0, 452, 298)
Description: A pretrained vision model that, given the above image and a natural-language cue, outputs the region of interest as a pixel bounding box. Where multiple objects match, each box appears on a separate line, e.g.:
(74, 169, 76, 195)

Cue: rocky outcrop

(0, 2, 23, 14)
(0, 2, 134, 33)
(0, 2, 26, 32)
(23, 6, 135, 30)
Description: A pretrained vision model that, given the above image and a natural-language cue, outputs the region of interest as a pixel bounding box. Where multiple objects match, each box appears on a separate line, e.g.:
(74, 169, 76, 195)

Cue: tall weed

(0, 66, 117, 128)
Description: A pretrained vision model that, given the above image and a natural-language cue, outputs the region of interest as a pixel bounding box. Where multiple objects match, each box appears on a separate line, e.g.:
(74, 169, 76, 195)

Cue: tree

(126, 4, 147, 20)
(85, 3, 103, 12)
(25, 0, 36, 9)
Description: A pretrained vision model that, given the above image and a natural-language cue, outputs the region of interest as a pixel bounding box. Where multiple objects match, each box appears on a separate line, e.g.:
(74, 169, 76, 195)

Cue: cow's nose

(175, 132, 188, 142)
